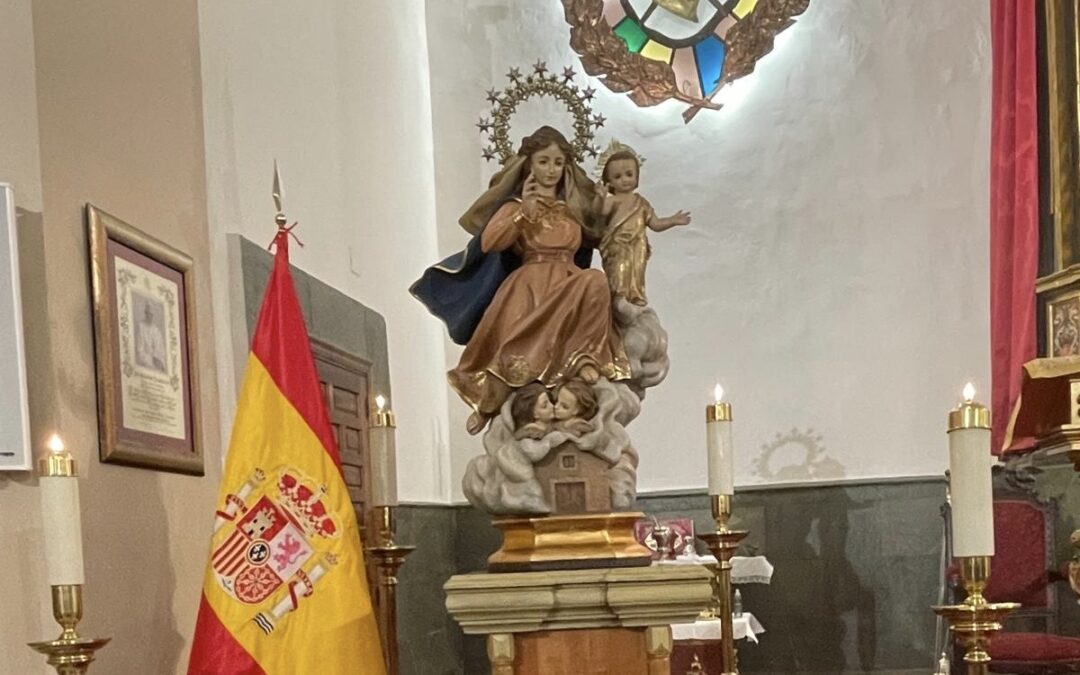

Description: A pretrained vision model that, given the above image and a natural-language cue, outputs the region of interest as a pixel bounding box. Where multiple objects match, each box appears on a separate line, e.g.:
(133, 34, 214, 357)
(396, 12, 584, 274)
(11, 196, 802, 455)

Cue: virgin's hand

(521, 175, 542, 221)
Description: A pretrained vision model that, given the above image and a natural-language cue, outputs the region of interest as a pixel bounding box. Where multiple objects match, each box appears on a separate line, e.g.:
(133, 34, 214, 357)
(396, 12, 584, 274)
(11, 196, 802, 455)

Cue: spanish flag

(188, 229, 385, 674)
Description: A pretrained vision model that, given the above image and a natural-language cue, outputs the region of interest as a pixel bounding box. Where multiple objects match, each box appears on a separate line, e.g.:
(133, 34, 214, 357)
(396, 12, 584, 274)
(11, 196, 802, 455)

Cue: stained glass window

(602, 0, 759, 100)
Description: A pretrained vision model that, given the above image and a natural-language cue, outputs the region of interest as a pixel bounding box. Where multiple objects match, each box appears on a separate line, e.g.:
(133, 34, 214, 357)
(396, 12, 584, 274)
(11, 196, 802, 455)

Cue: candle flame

(714, 383, 724, 403)
(375, 394, 386, 412)
(962, 382, 975, 403)
(46, 433, 65, 454)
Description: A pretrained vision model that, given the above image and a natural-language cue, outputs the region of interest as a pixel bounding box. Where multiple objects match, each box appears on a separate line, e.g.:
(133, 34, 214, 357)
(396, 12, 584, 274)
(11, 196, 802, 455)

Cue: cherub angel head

(511, 382, 554, 430)
(554, 379, 598, 422)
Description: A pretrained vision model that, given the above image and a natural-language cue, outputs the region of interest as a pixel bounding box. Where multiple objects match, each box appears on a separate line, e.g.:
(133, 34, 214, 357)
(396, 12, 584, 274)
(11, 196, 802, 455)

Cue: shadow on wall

(730, 488, 878, 672)
(84, 472, 185, 673)
(752, 428, 845, 483)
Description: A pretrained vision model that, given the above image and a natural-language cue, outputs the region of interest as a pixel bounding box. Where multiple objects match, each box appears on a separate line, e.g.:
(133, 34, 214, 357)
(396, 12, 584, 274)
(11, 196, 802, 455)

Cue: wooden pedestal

(488, 626, 673, 675)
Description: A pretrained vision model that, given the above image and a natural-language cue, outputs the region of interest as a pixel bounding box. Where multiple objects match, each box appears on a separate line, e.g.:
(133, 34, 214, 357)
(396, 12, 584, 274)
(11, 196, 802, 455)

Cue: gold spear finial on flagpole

(272, 160, 287, 228)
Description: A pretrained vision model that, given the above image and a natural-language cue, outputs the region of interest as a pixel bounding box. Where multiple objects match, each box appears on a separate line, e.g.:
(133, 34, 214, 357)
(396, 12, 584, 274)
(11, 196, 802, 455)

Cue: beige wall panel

(0, 0, 223, 671)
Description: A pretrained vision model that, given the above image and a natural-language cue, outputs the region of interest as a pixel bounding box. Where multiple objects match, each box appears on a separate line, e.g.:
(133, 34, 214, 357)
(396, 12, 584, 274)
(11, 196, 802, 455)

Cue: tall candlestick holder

(697, 494, 748, 675)
(367, 504, 414, 675)
(932, 556, 1018, 675)
(28, 585, 111, 675)
(28, 447, 109, 674)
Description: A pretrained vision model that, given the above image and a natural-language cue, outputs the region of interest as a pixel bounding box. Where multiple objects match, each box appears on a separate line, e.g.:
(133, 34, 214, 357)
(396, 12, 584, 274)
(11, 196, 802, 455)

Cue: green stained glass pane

(614, 17, 648, 53)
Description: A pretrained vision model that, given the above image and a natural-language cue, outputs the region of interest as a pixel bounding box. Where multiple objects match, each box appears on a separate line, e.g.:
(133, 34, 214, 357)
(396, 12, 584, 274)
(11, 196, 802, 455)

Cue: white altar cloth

(671, 614, 766, 643)
(658, 552, 774, 585)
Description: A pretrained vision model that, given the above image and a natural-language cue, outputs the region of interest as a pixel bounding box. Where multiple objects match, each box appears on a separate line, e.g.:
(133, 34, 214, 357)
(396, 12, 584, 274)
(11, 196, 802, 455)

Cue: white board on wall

(0, 183, 31, 470)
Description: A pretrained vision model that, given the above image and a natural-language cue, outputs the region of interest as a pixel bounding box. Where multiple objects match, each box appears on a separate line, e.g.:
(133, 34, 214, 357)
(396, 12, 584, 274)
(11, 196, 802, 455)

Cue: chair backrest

(983, 465, 1057, 630)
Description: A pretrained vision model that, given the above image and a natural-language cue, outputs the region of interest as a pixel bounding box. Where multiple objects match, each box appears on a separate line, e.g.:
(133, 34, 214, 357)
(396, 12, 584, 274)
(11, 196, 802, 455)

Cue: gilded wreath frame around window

(562, 0, 810, 122)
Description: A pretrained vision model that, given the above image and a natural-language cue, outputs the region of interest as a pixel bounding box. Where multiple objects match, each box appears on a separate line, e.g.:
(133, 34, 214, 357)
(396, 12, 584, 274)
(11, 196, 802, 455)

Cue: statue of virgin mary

(411, 126, 630, 433)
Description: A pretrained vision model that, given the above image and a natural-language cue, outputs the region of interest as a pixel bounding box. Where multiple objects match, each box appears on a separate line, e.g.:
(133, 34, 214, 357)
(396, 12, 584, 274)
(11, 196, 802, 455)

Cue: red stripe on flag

(212, 532, 245, 566)
(250, 233, 342, 469)
(187, 594, 265, 675)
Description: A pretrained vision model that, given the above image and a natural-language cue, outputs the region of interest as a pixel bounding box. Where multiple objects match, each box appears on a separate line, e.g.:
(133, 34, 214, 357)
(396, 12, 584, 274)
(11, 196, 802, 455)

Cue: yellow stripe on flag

(200, 355, 383, 674)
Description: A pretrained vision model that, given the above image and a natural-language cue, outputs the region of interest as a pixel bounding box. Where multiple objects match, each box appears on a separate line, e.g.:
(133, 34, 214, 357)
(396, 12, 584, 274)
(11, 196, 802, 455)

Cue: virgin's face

(529, 143, 567, 190)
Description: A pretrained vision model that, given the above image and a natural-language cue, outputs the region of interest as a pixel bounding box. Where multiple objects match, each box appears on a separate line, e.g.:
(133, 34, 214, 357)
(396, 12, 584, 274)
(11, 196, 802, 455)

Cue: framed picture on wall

(0, 184, 32, 471)
(87, 205, 203, 475)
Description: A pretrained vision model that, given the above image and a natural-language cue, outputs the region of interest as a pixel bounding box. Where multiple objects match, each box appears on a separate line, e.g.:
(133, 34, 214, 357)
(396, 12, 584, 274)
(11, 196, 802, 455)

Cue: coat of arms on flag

(209, 467, 342, 634)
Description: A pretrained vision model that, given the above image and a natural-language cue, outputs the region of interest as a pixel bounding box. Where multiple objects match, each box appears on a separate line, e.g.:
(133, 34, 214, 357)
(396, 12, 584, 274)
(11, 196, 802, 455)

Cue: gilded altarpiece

(1038, 0, 1080, 356)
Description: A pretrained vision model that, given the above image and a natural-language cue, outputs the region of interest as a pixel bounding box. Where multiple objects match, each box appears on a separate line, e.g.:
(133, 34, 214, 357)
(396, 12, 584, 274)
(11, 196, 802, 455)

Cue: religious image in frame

(87, 205, 203, 475)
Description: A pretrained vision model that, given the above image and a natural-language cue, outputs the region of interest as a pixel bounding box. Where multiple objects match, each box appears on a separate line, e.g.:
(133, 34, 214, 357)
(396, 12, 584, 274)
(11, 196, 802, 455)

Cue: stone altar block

(444, 565, 713, 674)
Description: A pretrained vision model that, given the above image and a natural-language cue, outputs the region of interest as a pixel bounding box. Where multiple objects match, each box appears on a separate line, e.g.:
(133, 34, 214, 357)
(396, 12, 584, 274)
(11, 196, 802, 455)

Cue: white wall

(426, 1, 992, 497)
(199, 0, 452, 502)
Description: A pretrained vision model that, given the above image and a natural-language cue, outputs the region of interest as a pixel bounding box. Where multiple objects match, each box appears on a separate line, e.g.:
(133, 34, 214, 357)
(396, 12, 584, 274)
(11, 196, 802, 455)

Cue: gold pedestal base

(932, 556, 1018, 674)
(27, 585, 110, 675)
(28, 637, 112, 675)
(932, 601, 1018, 673)
(488, 512, 652, 572)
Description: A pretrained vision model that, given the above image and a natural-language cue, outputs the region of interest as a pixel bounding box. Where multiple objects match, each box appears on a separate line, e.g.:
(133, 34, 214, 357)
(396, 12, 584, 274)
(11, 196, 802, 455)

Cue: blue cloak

(410, 235, 594, 346)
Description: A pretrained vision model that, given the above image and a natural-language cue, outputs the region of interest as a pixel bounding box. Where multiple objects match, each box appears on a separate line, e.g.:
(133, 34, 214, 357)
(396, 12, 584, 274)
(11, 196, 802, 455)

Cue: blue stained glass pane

(693, 35, 726, 97)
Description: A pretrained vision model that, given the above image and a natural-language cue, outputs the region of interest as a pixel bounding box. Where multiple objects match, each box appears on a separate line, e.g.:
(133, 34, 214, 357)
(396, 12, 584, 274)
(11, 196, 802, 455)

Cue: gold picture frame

(87, 205, 203, 475)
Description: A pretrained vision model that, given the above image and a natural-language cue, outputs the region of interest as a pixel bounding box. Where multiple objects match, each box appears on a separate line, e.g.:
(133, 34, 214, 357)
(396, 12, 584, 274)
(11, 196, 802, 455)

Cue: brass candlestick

(697, 494, 748, 675)
(28, 585, 111, 675)
(367, 505, 414, 675)
(29, 443, 109, 674)
(933, 556, 1018, 674)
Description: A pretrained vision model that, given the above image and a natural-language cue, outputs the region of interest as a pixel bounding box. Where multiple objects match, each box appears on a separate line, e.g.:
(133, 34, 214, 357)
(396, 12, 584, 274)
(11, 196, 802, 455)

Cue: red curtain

(990, 0, 1039, 454)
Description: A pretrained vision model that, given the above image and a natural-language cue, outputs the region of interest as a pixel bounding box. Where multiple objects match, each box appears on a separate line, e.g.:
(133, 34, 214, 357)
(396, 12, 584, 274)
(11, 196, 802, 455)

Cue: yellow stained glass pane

(640, 40, 674, 64)
(733, 0, 759, 19)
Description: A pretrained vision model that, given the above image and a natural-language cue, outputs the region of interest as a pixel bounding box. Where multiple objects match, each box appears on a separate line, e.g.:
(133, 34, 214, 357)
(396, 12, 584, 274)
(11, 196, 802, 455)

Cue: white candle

(369, 395, 398, 507)
(706, 384, 734, 496)
(947, 383, 994, 557)
(39, 434, 85, 585)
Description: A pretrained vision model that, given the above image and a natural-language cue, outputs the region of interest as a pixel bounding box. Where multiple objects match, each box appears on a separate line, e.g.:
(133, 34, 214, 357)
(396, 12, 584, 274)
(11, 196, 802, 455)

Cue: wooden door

(311, 339, 374, 543)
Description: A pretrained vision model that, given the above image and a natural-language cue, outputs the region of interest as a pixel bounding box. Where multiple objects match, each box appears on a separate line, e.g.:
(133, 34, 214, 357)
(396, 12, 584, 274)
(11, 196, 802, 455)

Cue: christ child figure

(596, 143, 691, 306)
